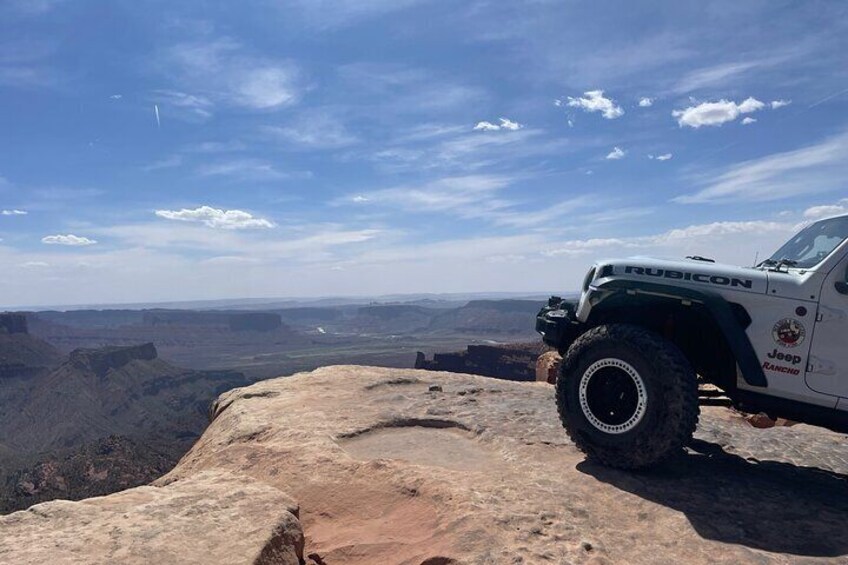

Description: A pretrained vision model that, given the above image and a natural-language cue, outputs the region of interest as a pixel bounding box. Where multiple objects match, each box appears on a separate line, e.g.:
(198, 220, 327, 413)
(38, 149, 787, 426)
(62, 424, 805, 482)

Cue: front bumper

(536, 296, 583, 351)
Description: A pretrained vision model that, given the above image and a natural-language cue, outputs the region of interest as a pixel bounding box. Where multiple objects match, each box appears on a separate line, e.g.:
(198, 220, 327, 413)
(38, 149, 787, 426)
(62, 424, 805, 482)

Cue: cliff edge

(2, 366, 847, 564)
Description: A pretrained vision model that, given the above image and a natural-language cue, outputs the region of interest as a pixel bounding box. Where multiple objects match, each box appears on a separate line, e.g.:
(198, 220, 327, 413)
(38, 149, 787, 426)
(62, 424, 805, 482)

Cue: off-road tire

(556, 323, 699, 469)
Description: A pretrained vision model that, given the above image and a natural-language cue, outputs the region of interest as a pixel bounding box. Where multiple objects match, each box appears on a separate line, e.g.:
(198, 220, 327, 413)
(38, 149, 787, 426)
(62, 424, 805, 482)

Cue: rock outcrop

(0, 313, 28, 335)
(68, 342, 158, 376)
(0, 342, 252, 513)
(2, 366, 847, 564)
(415, 342, 550, 381)
(535, 350, 562, 384)
(0, 315, 61, 373)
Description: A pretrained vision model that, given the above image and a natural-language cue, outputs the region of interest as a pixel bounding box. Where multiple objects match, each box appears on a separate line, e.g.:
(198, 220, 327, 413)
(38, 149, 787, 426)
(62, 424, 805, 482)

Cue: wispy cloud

(771, 99, 791, 109)
(154, 206, 274, 229)
(196, 159, 296, 181)
(42, 234, 97, 246)
(164, 38, 300, 111)
(142, 155, 183, 172)
(4, 0, 66, 16)
(265, 112, 358, 149)
(672, 97, 764, 128)
(1, 209, 27, 215)
(638, 97, 654, 107)
(0, 38, 60, 88)
(367, 126, 553, 174)
(153, 90, 213, 121)
(347, 175, 512, 216)
(673, 61, 764, 94)
(285, 0, 430, 29)
(676, 130, 848, 203)
(337, 62, 485, 116)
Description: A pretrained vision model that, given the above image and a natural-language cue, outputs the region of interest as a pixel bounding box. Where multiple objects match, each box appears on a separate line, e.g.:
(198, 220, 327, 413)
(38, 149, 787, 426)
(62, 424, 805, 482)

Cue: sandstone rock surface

(3, 365, 848, 564)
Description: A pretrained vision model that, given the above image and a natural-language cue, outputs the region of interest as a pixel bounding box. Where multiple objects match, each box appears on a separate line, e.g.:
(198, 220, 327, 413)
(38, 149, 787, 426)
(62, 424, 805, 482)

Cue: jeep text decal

(624, 266, 753, 289)
(767, 348, 802, 365)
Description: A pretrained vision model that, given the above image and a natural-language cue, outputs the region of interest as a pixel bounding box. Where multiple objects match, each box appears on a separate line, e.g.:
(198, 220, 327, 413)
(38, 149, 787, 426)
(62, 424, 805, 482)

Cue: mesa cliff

(0, 331, 251, 513)
(2, 366, 847, 564)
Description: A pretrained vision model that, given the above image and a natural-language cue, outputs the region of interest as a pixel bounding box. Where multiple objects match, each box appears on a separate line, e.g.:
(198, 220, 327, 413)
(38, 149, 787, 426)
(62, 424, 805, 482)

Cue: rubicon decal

(772, 318, 806, 348)
(762, 361, 801, 376)
(624, 266, 753, 289)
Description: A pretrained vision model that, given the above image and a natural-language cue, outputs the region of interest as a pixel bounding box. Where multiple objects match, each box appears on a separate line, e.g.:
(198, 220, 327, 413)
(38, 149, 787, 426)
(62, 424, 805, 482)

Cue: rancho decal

(772, 318, 806, 348)
(623, 266, 753, 289)
(762, 361, 801, 376)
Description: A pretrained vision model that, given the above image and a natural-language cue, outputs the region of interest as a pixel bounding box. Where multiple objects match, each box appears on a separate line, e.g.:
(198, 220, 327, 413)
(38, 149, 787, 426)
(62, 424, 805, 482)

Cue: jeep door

(806, 247, 848, 400)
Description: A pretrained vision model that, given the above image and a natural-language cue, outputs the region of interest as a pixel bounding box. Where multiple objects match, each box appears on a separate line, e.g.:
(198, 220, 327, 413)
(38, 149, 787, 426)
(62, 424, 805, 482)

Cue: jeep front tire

(556, 323, 699, 469)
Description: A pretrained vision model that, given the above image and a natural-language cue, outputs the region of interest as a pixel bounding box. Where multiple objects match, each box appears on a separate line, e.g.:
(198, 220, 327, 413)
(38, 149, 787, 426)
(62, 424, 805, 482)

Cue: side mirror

(836, 281, 848, 295)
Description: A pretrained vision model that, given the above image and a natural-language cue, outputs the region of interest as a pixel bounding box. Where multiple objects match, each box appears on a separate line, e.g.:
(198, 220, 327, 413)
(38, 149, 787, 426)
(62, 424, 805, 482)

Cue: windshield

(767, 216, 848, 269)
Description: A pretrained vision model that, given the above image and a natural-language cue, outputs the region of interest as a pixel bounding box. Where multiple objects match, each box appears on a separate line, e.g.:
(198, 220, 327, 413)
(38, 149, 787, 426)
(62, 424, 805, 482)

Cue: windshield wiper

(759, 258, 798, 270)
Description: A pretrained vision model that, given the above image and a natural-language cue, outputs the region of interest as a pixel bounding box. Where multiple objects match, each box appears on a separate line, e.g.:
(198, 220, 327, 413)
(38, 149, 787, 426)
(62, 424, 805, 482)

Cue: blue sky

(1, 0, 847, 307)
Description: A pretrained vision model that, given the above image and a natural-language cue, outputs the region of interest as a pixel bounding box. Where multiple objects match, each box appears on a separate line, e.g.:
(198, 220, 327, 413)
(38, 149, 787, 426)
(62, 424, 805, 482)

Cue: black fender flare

(589, 278, 767, 388)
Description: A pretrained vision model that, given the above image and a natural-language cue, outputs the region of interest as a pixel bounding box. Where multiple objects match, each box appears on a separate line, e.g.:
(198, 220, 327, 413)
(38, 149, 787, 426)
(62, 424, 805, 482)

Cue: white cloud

(638, 97, 654, 107)
(741, 117, 757, 125)
(606, 146, 626, 160)
(803, 199, 848, 220)
(648, 153, 672, 161)
(154, 206, 274, 229)
(473, 121, 499, 131)
(564, 90, 624, 119)
(672, 97, 765, 128)
(42, 234, 97, 246)
(676, 130, 848, 203)
(109, 94, 122, 100)
(544, 220, 793, 257)
(771, 99, 791, 109)
(473, 117, 523, 131)
(21, 261, 49, 268)
(542, 238, 630, 257)
(1, 209, 27, 215)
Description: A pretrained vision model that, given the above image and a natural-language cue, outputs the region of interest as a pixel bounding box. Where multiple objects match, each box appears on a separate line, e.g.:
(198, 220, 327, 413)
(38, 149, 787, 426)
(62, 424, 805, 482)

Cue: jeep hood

(596, 256, 768, 295)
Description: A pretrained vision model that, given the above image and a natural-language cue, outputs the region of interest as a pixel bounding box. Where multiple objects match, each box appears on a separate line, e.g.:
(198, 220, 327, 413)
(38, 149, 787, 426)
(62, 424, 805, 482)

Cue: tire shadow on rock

(577, 439, 848, 558)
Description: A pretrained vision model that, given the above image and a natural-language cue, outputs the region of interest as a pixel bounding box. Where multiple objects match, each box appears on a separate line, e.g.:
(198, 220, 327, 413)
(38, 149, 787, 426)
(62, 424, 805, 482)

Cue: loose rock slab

(0, 470, 304, 565)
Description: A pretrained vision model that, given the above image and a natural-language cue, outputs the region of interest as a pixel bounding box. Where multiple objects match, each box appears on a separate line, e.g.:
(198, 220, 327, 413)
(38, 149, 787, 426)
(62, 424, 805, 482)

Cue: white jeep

(537, 213, 848, 469)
